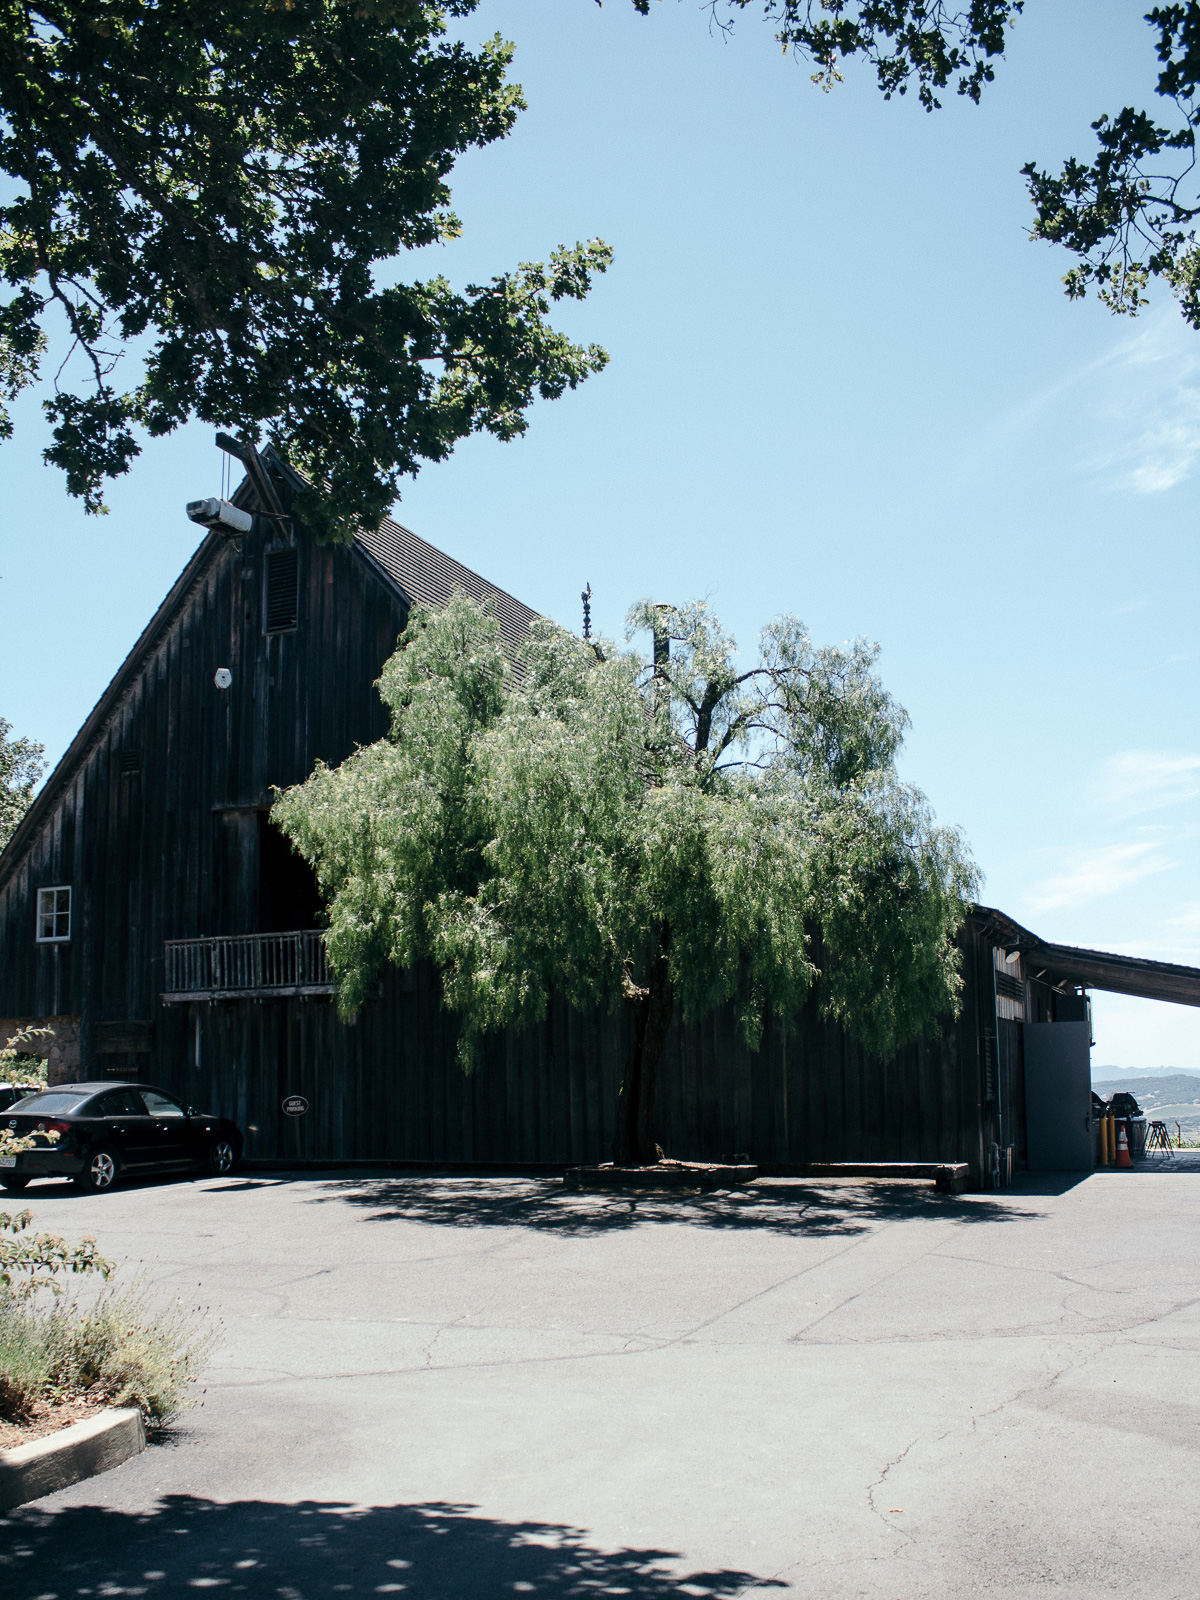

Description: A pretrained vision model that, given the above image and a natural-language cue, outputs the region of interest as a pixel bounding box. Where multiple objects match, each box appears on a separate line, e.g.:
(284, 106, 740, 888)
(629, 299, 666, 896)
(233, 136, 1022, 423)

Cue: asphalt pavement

(2, 1160, 1199, 1598)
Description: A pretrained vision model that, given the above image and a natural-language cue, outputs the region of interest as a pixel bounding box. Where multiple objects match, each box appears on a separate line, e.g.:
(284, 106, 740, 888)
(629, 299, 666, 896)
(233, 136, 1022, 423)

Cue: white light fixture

(214, 668, 232, 690)
(187, 497, 254, 535)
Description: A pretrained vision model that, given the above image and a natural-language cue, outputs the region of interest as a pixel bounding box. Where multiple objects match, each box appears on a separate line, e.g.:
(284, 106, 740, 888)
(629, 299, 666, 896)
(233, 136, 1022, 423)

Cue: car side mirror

(185, 1105, 196, 1117)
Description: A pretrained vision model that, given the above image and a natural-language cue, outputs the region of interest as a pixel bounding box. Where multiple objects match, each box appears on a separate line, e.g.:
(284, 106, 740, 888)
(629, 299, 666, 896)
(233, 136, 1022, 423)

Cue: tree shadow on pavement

(308, 1174, 1042, 1237)
(0, 1496, 783, 1599)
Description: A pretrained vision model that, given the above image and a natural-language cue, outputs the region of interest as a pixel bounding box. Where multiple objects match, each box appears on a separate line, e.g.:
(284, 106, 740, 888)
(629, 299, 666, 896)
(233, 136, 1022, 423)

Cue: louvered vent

(265, 547, 299, 632)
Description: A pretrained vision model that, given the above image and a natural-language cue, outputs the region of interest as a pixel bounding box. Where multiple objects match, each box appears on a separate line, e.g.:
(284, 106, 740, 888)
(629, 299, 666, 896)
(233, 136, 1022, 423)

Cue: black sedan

(0, 1082, 242, 1194)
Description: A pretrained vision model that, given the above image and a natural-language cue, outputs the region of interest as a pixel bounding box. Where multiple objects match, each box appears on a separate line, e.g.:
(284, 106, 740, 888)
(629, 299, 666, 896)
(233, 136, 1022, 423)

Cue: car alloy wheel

(77, 1146, 119, 1194)
(207, 1137, 236, 1176)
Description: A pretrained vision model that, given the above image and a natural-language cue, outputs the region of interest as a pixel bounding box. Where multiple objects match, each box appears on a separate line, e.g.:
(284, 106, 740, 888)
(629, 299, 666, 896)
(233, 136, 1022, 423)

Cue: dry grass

(0, 1283, 219, 1431)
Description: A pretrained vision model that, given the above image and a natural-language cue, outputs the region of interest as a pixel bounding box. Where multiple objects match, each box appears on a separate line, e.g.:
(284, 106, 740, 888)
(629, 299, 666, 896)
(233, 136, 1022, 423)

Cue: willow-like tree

(273, 593, 978, 1164)
(0, 0, 609, 540)
(0, 719, 45, 852)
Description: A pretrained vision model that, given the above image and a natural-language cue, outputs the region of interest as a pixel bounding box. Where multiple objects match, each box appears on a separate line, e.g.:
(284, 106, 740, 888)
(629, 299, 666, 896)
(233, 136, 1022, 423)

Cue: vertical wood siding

(149, 941, 990, 1185)
(0, 515, 995, 1187)
(0, 520, 408, 1072)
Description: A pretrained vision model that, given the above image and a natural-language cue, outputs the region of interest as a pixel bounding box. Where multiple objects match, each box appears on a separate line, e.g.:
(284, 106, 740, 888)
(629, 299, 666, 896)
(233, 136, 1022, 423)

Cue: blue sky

(3, 0, 1198, 1069)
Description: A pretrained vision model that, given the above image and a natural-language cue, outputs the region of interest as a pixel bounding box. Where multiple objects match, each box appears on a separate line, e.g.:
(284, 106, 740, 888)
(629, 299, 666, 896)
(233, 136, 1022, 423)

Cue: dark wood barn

(5, 450, 1199, 1188)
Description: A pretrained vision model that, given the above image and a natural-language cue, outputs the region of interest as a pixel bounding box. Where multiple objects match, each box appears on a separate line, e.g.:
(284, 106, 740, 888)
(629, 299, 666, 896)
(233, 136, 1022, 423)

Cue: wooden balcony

(162, 930, 334, 1002)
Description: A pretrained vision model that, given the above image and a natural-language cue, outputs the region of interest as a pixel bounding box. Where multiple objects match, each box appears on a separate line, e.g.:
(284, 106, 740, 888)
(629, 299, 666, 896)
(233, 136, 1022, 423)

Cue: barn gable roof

(358, 514, 539, 663)
(0, 457, 540, 887)
(264, 449, 539, 662)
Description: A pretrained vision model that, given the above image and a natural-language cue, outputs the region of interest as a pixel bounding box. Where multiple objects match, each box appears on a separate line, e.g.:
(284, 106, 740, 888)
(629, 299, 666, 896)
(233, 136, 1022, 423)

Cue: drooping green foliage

(0, 0, 609, 538)
(274, 590, 978, 1157)
(0, 718, 45, 851)
(274, 592, 509, 1011)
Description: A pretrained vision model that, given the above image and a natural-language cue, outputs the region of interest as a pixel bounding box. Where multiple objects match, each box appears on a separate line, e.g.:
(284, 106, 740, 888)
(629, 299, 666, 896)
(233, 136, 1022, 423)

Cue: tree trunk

(613, 936, 674, 1165)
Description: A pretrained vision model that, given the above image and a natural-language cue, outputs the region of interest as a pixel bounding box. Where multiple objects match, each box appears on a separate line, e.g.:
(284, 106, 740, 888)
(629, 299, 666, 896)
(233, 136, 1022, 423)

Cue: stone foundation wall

(0, 1017, 82, 1086)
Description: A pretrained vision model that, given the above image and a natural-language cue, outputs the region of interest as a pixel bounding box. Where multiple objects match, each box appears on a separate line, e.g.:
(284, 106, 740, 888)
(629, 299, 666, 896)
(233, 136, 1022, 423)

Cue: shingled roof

(358, 514, 540, 666)
(263, 448, 539, 668)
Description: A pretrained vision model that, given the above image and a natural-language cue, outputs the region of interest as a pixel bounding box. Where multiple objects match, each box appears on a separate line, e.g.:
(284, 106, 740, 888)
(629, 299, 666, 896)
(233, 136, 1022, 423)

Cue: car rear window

(8, 1091, 91, 1116)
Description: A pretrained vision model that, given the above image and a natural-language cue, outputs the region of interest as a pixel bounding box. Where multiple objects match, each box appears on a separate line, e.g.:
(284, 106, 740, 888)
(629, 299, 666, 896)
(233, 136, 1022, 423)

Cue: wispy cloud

(1000, 307, 1200, 496)
(1092, 312, 1200, 493)
(1098, 749, 1200, 814)
(1024, 841, 1174, 916)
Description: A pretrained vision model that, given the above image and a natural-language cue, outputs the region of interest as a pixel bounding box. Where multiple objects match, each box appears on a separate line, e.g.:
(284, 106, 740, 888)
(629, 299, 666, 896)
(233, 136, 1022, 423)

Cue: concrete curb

(0, 1408, 146, 1512)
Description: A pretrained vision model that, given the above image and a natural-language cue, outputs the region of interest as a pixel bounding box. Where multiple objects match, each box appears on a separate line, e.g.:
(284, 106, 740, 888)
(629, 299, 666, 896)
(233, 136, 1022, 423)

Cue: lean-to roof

(970, 905, 1200, 1009)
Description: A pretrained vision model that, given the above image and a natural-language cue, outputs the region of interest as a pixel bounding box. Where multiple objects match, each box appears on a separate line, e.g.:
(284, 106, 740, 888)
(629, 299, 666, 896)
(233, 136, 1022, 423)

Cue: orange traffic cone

(1116, 1121, 1132, 1168)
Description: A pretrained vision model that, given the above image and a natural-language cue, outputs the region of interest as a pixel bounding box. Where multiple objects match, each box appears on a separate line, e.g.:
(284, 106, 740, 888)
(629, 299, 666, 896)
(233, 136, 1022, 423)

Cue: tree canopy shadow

(308, 1174, 1041, 1237)
(0, 1495, 783, 1599)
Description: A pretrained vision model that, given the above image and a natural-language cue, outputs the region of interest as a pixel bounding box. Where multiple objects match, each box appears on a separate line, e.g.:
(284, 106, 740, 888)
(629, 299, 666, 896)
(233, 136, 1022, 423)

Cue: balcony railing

(163, 930, 334, 1001)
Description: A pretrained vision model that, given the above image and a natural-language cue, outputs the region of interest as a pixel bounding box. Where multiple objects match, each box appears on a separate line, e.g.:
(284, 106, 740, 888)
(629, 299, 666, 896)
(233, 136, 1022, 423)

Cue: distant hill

(1093, 1074, 1200, 1135)
(1092, 1065, 1200, 1080)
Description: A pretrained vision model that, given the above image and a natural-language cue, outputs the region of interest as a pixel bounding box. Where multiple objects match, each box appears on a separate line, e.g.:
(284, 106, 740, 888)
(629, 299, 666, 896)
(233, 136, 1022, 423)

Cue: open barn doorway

(973, 905, 1200, 1178)
(258, 814, 322, 933)
(213, 808, 321, 934)
(1090, 992, 1200, 1155)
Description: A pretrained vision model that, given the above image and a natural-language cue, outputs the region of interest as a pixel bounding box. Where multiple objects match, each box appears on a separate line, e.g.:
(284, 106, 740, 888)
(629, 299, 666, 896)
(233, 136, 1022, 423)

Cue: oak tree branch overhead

(0, 0, 610, 539)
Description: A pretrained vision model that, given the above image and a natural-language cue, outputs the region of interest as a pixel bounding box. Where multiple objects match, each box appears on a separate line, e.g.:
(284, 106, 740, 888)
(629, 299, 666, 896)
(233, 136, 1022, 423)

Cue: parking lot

(3, 1162, 1200, 1598)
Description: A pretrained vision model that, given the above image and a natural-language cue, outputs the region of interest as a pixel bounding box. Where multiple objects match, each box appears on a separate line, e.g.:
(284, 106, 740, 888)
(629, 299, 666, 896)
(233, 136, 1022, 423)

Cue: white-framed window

(37, 886, 71, 943)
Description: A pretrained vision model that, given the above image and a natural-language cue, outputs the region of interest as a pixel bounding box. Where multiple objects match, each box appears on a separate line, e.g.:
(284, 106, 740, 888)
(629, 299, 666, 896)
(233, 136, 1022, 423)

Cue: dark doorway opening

(258, 816, 322, 932)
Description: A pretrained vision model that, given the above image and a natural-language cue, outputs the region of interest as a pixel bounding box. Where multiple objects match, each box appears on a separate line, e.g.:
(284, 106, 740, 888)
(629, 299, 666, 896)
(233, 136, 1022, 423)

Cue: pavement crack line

(967, 1335, 1116, 1435)
(652, 1224, 897, 1350)
(865, 1438, 918, 1548)
(786, 1220, 965, 1343)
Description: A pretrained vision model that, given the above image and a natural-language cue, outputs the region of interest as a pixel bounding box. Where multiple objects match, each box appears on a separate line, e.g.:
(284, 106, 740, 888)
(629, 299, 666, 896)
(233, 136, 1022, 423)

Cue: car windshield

(9, 1091, 91, 1116)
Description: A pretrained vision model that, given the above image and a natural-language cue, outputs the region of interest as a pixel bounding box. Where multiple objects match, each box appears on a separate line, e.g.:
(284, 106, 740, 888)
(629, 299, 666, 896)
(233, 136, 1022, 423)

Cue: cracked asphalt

(3, 1161, 1199, 1598)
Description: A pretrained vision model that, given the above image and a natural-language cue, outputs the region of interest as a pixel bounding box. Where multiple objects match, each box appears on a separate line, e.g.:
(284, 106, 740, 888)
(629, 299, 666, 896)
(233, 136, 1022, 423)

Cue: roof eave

(0, 527, 228, 890)
(969, 903, 1200, 1009)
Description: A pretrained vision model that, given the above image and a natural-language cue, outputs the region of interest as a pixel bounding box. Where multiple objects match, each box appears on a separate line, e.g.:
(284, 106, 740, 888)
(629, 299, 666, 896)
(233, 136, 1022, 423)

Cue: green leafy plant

(0, 1022, 52, 1088)
(274, 591, 979, 1163)
(0, 1025, 55, 1164)
(0, 0, 610, 539)
(0, 1209, 112, 1301)
(0, 1212, 217, 1427)
(0, 719, 44, 851)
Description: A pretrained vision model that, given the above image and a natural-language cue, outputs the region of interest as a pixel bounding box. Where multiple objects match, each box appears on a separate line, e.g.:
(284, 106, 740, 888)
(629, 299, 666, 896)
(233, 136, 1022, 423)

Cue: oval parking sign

(282, 1095, 309, 1116)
